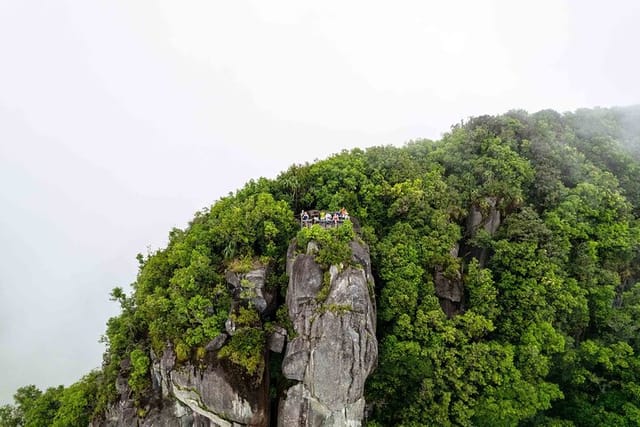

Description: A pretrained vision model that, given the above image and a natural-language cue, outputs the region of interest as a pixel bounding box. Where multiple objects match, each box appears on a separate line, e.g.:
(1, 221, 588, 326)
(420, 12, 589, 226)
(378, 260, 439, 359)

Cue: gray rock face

(467, 197, 501, 236)
(169, 357, 269, 427)
(225, 264, 274, 315)
(467, 196, 501, 266)
(280, 240, 377, 427)
(96, 264, 273, 427)
(433, 196, 502, 319)
(140, 404, 210, 427)
(205, 333, 228, 352)
(268, 326, 287, 353)
(95, 246, 377, 427)
(434, 267, 463, 317)
(434, 244, 463, 317)
(97, 347, 269, 427)
(141, 264, 272, 427)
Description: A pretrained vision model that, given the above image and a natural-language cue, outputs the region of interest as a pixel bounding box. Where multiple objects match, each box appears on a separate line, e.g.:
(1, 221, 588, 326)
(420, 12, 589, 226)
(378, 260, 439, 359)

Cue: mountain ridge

(3, 106, 640, 426)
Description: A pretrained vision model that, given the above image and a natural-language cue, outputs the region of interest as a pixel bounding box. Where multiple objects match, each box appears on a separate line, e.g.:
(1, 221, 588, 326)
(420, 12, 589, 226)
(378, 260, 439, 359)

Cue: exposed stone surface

(434, 244, 463, 317)
(96, 346, 269, 427)
(98, 395, 212, 427)
(268, 326, 287, 353)
(205, 333, 229, 352)
(169, 357, 268, 427)
(95, 243, 378, 427)
(225, 263, 275, 337)
(429, 197, 507, 320)
(279, 239, 377, 426)
(435, 267, 463, 318)
(140, 403, 211, 427)
(225, 264, 275, 315)
(467, 196, 501, 267)
(434, 270, 463, 302)
(467, 196, 501, 236)
(282, 336, 310, 381)
(279, 384, 365, 427)
(225, 318, 237, 336)
(96, 264, 272, 426)
(286, 253, 324, 314)
(435, 196, 502, 319)
(148, 262, 272, 427)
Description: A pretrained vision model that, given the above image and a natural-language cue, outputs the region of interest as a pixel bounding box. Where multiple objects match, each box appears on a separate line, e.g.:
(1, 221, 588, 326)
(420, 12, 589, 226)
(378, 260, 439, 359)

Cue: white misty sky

(1, 0, 639, 404)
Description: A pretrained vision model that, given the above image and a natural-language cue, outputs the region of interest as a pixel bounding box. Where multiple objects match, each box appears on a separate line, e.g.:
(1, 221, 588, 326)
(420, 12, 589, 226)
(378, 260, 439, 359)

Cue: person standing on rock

(340, 207, 349, 220)
(301, 210, 310, 227)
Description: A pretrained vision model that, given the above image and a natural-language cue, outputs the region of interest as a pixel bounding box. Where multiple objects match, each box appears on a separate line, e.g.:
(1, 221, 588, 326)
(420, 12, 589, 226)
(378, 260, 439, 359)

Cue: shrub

(128, 349, 150, 396)
(296, 221, 355, 267)
(218, 327, 265, 377)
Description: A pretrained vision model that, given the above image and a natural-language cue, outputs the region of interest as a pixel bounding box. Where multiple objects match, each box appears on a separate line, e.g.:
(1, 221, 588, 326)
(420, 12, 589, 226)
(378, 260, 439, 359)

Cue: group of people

(300, 207, 349, 227)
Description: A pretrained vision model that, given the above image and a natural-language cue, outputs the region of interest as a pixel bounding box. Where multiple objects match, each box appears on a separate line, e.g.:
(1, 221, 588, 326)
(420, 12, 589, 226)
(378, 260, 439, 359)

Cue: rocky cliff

(279, 239, 377, 426)
(97, 237, 377, 426)
(96, 264, 272, 427)
(434, 197, 502, 318)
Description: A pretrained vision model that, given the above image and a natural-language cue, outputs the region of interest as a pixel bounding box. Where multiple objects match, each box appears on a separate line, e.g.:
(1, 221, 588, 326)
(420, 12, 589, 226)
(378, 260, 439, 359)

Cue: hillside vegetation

(3, 106, 640, 426)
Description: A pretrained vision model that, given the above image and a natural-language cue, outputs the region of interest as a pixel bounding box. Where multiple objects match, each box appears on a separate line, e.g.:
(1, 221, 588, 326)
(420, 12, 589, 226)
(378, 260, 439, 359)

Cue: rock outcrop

(162, 355, 268, 427)
(96, 244, 378, 427)
(225, 265, 275, 317)
(432, 197, 502, 319)
(434, 244, 463, 317)
(279, 240, 377, 426)
(466, 196, 501, 266)
(96, 264, 271, 427)
(100, 351, 268, 427)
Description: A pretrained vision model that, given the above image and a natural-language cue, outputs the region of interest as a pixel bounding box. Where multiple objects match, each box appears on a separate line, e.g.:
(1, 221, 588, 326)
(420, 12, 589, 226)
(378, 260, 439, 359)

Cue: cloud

(1, 0, 639, 404)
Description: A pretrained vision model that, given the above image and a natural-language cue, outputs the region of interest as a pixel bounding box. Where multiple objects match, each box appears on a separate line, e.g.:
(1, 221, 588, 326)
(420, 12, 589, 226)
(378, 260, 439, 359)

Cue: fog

(1, 0, 639, 403)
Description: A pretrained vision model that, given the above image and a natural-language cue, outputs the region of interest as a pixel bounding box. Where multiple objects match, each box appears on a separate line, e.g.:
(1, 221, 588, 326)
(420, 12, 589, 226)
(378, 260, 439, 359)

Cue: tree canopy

(4, 106, 640, 426)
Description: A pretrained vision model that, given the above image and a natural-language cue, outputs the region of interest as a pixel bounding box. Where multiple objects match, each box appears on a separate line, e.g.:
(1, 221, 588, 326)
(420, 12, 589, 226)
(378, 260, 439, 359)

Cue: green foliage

(227, 257, 254, 273)
(128, 348, 150, 397)
(52, 372, 100, 427)
(313, 271, 333, 303)
(217, 306, 265, 377)
(376, 222, 424, 323)
(230, 305, 260, 327)
(366, 108, 640, 425)
(218, 327, 265, 377)
(8, 106, 640, 425)
(318, 303, 353, 315)
(275, 304, 295, 338)
(0, 405, 20, 427)
(464, 259, 499, 321)
(4, 385, 64, 427)
(296, 221, 355, 268)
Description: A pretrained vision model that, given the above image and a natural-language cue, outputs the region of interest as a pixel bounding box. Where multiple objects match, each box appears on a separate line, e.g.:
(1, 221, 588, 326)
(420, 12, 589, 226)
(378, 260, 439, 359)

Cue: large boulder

(225, 263, 275, 316)
(168, 357, 269, 427)
(279, 240, 377, 426)
(96, 348, 269, 427)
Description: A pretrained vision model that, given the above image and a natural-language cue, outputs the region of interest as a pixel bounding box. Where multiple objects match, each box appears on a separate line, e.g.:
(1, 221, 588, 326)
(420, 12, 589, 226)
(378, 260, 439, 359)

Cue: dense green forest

(3, 106, 640, 426)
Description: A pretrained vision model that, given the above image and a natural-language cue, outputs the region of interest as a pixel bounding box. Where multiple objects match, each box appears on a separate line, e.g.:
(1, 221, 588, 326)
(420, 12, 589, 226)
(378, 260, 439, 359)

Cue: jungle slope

(3, 106, 640, 426)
